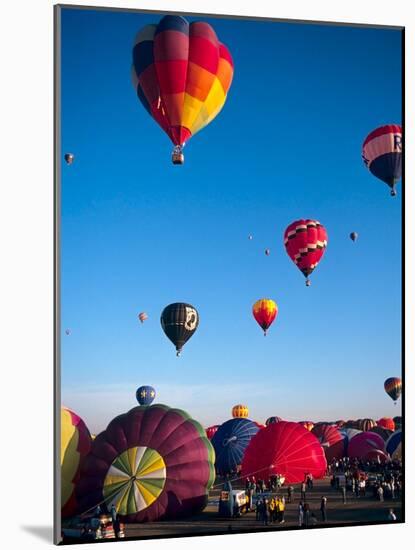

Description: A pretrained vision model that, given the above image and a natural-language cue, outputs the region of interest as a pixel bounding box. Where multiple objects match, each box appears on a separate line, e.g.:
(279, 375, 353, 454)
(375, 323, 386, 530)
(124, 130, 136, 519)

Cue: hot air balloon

(252, 299, 278, 336)
(350, 232, 358, 242)
(132, 15, 234, 164)
(266, 416, 283, 426)
(299, 421, 314, 431)
(384, 377, 402, 404)
(64, 153, 74, 165)
(138, 312, 148, 323)
(362, 124, 402, 196)
(241, 422, 327, 484)
(386, 430, 402, 457)
(369, 426, 392, 441)
(264, 248, 270, 256)
(253, 421, 266, 429)
(206, 425, 220, 440)
(284, 219, 328, 286)
(65, 329, 71, 336)
(393, 416, 402, 430)
(76, 404, 215, 522)
(358, 418, 377, 432)
(232, 404, 249, 418)
(211, 418, 258, 476)
(248, 235, 253, 240)
(136, 385, 156, 405)
(377, 417, 395, 431)
(61, 407, 92, 518)
(160, 302, 199, 356)
(347, 431, 385, 459)
(312, 424, 345, 462)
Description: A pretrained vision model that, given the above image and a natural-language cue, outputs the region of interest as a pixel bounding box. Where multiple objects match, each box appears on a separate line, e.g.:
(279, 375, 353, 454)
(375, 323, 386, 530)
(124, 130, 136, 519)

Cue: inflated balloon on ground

(76, 404, 215, 522)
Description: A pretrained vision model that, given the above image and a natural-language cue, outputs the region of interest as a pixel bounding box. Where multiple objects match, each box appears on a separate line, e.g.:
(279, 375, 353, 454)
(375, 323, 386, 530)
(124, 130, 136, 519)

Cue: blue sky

(60, 7, 402, 434)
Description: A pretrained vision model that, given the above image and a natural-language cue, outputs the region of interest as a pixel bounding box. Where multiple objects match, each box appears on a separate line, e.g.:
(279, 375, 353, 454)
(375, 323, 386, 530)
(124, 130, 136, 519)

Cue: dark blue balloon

(211, 418, 259, 476)
(136, 385, 156, 405)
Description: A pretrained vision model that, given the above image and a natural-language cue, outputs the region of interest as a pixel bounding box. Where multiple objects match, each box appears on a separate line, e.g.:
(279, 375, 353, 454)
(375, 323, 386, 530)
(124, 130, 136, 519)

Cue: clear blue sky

(60, 7, 402, 434)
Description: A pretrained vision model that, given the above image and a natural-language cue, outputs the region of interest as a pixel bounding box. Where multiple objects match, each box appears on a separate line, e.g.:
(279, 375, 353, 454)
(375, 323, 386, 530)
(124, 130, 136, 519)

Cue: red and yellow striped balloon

(252, 299, 278, 336)
(132, 15, 233, 162)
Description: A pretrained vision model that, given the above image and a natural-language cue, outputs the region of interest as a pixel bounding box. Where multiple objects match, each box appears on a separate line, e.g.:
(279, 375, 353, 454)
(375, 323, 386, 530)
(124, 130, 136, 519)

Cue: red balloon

(312, 424, 345, 462)
(348, 431, 385, 459)
(377, 417, 395, 431)
(253, 421, 266, 429)
(284, 219, 328, 285)
(206, 425, 220, 440)
(366, 449, 389, 463)
(241, 421, 327, 484)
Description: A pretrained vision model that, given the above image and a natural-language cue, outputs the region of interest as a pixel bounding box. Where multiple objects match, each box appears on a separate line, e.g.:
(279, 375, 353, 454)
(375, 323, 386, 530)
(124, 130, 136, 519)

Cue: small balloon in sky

(138, 312, 148, 323)
(248, 235, 253, 240)
(265, 248, 270, 256)
(350, 232, 358, 242)
(65, 329, 71, 335)
(64, 153, 75, 165)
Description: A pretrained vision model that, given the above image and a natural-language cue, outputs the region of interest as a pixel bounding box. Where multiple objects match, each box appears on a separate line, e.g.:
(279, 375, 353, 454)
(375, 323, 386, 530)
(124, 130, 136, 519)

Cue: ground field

(124, 478, 402, 540)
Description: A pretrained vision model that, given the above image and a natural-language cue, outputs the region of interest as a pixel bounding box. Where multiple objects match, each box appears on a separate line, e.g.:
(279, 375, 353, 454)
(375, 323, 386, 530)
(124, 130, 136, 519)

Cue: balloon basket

(172, 152, 184, 165)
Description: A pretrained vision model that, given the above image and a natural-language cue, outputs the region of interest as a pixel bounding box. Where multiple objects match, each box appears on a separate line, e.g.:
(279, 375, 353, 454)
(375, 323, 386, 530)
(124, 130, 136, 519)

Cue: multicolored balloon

(132, 15, 234, 164)
(138, 312, 148, 323)
(299, 421, 314, 431)
(76, 404, 215, 522)
(362, 124, 402, 196)
(252, 299, 278, 336)
(232, 404, 249, 418)
(384, 377, 402, 404)
(284, 219, 328, 286)
(211, 418, 258, 475)
(241, 422, 327, 484)
(160, 303, 199, 356)
(136, 385, 156, 405)
(61, 407, 92, 518)
(358, 418, 377, 432)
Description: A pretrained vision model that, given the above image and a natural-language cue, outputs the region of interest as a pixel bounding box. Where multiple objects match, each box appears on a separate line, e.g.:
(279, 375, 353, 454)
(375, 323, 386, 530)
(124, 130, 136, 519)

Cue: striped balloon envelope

(232, 404, 249, 418)
(384, 377, 402, 403)
(362, 124, 402, 196)
(132, 15, 234, 163)
(284, 219, 328, 286)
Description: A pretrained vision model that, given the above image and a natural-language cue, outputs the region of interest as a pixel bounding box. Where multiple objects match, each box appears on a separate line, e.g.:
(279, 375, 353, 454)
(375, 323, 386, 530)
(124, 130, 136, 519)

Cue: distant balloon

(136, 385, 156, 405)
(252, 299, 278, 336)
(160, 303, 199, 356)
(299, 421, 314, 431)
(312, 424, 345, 462)
(362, 124, 402, 196)
(266, 416, 283, 426)
(65, 329, 71, 336)
(248, 235, 253, 240)
(284, 219, 328, 286)
(358, 418, 377, 432)
(206, 425, 220, 440)
(265, 248, 270, 256)
(64, 153, 74, 165)
(232, 404, 249, 418)
(132, 15, 234, 164)
(350, 232, 358, 242)
(138, 312, 148, 323)
(241, 422, 327, 484)
(384, 377, 402, 404)
(377, 417, 395, 431)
